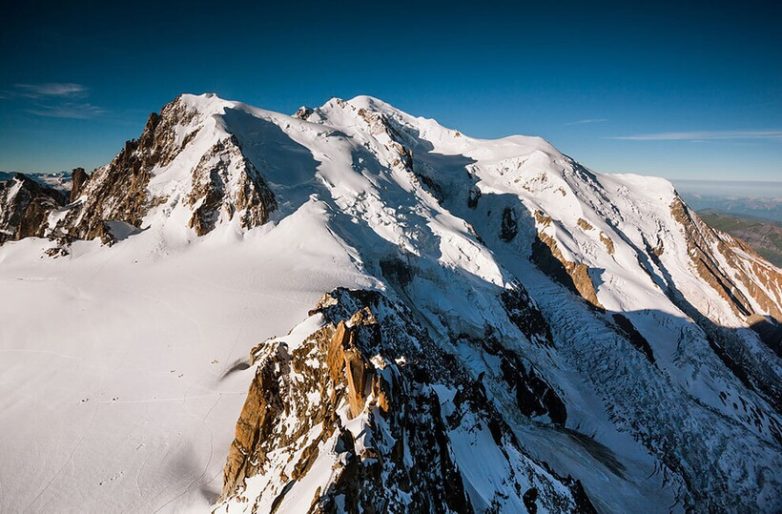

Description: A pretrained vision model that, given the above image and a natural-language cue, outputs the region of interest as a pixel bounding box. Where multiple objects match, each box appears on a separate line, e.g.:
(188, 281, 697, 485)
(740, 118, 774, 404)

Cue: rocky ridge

(2, 93, 782, 513)
(0, 95, 276, 248)
(0, 173, 66, 243)
(216, 288, 595, 514)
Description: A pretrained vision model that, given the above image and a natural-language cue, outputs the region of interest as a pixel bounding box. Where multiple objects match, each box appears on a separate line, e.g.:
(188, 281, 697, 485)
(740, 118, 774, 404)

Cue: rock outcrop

(69, 167, 89, 203)
(216, 289, 595, 514)
(671, 197, 756, 318)
(500, 282, 555, 347)
(187, 136, 275, 236)
(0, 173, 65, 243)
(671, 196, 782, 323)
(1, 95, 277, 248)
(500, 207, 518, 241)
(49, 100, 199, 241)
(531, 232, 603, 308)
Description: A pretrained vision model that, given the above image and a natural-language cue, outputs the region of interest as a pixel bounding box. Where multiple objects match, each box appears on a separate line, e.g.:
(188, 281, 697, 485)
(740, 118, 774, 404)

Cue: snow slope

(0, 207, 371, 512)
(1, 93, 781, 513)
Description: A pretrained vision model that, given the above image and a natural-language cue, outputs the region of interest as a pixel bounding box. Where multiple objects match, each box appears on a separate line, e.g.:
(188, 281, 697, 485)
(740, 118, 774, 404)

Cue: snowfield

(1, 93, 781, 513)
(0, 210, 371, 512)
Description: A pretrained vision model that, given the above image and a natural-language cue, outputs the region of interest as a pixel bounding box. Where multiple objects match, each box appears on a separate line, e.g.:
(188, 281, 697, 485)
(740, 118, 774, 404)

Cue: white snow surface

(1, 93, 781, 513)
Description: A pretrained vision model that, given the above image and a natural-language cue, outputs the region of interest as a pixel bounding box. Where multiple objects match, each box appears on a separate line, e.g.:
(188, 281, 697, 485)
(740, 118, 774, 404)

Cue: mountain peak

(176, 91, 231, 109)
(3, 93, 782, 513)
(343, 94, 397, 113)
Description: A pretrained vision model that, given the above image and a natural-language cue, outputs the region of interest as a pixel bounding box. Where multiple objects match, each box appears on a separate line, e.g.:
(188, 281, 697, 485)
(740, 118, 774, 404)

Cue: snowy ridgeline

(1, 94, 781, 513)
(0, 170, 73, 192)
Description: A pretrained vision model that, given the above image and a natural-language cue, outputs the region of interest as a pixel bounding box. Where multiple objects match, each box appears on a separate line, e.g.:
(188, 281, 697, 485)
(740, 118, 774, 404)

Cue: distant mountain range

(0, 170, 72, 193)
(668, 180, 782, 267)
(674, 179, 782, 223)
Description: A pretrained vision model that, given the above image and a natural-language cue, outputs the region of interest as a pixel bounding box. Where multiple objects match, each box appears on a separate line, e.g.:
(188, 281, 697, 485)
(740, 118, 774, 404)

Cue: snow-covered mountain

(1, 93, 781, 513)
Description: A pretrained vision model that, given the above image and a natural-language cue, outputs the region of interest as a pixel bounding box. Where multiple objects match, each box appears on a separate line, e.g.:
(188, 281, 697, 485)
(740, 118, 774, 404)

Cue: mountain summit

(1, 94, 781, 513)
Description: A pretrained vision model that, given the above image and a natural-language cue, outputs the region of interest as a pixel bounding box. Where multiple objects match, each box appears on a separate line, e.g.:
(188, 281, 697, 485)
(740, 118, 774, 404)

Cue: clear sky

(1, 0, 780, 180)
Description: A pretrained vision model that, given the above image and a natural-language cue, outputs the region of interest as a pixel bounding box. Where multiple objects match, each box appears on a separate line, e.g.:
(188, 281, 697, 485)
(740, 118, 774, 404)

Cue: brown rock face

(576, 218, 594, 231)
(534, 210, 553, 226)
(532, 232, 603, 308)
(20, 95, 277, 245)
(656, 197, 782, 412)
(671, 197, 782, 323)
(330, 321, 372, 418)
(222, 352, 284, 497)
(0, 173, 65, 244)
(69, 167, 89, 203)
(599, 231, 615, 255)
(51, 97, 201, 241)
(218, 288, 594, 513)
(187, 136, 276, 236)
(220, 322, 343, 502)
(325, 308, 394, 419)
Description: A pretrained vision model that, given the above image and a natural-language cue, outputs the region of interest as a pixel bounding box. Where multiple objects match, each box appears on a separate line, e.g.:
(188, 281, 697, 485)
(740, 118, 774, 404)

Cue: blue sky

(1, 0, 780, 180)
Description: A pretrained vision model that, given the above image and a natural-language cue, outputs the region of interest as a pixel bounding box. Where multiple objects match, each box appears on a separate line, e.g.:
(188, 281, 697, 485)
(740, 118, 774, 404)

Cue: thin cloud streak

(1, 82, 105, 119)
(611, 130, 782, 141)
(13, 83, 87, 98)
(565, 118, 607, 126)
(26, 102, 105, 119)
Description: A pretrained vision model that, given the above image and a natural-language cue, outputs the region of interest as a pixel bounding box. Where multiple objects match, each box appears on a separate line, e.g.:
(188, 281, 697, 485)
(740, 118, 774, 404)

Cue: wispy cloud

(565, 118, 607, 126)
(1, 82, 104, 119)
(610, 130, 782, 141)
(13, 82, 87, 98)
(27, 102, 105, 119)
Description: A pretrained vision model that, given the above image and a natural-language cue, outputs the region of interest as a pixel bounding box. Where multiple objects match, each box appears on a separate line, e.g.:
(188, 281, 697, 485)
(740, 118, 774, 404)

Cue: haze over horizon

(1, 0, 780, 181)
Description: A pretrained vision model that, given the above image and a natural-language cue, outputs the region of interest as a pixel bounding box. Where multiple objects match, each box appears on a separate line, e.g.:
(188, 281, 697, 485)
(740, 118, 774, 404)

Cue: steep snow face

(1, 94, 782, 513)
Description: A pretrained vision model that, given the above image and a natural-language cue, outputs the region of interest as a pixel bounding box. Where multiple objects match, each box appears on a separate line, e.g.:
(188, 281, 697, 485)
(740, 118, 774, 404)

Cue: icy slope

(1, 93, 781, 513)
